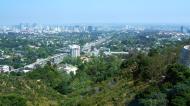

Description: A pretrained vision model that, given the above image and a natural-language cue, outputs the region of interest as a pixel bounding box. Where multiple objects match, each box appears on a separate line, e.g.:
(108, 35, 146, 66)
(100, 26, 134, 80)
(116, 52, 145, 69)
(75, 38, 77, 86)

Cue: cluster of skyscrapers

(0, 23, 96, 34)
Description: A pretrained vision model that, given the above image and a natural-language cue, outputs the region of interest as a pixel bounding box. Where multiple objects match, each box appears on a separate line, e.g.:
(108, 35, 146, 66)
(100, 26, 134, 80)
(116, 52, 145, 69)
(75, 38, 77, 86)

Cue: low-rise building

(63, 64, 78, 75)
(0, 65, 11, 73)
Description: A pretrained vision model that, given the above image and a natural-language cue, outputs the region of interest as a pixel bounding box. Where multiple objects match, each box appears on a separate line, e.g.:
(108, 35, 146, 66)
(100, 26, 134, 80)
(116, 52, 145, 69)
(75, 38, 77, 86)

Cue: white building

(0, 65, 11, 73)
(70, 45, 80, 57)
(63, 64, 78, 75)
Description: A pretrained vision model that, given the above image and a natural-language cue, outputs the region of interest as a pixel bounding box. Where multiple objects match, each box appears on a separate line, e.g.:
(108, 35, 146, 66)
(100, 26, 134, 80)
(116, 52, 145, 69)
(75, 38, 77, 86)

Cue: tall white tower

(70, 45, 80, 57)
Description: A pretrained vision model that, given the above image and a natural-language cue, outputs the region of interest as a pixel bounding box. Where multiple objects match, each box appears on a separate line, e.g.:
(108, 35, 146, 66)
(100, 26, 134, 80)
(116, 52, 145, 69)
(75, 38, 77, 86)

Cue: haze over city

(1, 0, 190, 25)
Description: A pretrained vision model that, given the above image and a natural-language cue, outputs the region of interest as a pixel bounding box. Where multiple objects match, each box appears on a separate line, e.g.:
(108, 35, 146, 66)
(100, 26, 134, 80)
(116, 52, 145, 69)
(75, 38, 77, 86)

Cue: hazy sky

(0, 0, 190, 25)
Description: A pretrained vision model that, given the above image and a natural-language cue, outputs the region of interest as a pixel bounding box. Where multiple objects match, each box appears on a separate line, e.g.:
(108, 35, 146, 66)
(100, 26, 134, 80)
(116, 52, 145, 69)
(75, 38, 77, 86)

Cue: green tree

(171, 96, 187, 106)
(26, 65, 63, 87)
(54, 81, 72, 95)
(165, 64, 189, 84)
(0, 94, 27, 106)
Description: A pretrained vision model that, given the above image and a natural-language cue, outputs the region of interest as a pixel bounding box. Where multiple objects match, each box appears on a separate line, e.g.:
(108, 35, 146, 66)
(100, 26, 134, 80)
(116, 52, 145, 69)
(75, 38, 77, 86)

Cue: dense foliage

(0, 94, 26, 106)
(133, 64, 190, 106)
(1, 43, 190, 106)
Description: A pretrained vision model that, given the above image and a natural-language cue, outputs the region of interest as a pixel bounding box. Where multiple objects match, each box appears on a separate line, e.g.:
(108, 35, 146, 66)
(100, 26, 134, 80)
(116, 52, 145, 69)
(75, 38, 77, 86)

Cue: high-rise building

(70, 45, 80, 57)
(180, 45, 190, 67)
(87, 26, 93, 32)
(180, 26, 184, 33)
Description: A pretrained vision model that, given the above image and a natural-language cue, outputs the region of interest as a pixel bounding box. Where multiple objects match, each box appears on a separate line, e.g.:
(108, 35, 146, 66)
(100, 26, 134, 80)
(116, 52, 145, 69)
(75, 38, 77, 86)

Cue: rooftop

(184, 45, 190, 50)
(70, 45, 80, 49)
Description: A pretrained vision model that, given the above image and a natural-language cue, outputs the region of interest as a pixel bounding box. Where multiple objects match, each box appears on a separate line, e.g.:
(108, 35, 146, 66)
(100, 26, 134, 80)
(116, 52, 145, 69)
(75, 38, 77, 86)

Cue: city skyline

(0, 0, 190, 25)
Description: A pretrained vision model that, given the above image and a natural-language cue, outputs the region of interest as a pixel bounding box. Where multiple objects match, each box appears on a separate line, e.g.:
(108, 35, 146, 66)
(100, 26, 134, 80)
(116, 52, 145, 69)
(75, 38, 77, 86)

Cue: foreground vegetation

(0, 42, 190, 106)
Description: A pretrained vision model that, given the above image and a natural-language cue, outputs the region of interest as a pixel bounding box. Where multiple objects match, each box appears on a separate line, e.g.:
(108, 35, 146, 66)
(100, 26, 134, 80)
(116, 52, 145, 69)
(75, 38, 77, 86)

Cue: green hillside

(1, 43, 190, 106)
(0, 74, 64, 106)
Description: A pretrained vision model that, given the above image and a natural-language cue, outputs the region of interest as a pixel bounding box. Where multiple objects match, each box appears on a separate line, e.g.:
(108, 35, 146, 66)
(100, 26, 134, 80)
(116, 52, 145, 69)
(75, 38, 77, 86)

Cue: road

(82, 36, 112, 52)
(12, 53, 68, 72)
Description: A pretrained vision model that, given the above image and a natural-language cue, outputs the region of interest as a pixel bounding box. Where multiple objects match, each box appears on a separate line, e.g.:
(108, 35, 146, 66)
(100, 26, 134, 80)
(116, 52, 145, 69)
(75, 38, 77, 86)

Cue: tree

(26, 65, 63, 87)
(0, 94, 27, 106)
(148, 48, 159, 57)
(138, 86, 168, 106)
(165, 64, 189, 84)
(171, 96, 187, 106)
(54, 81, 72, 95)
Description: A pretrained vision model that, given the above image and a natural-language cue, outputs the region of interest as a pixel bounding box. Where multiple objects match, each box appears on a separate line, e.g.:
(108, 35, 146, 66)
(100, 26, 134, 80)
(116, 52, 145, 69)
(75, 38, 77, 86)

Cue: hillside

(0, 74, 64, 106)
(1, 43, 190, 106)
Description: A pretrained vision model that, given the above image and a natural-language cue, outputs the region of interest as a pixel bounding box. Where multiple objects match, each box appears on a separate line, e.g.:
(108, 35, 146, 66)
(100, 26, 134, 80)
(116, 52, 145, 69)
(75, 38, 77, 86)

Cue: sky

(0, 0, 190, 25)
